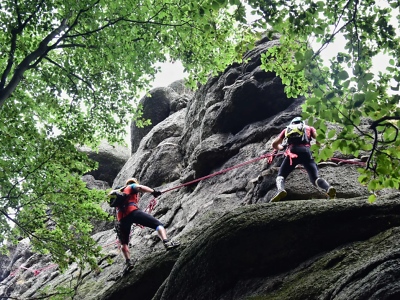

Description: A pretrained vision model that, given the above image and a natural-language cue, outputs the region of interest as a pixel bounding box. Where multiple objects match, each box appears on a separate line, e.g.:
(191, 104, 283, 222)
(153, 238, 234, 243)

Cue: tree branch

(44, 57, 95, 92)
(55, 43, 97, 49)
(0, 0, 46, 90)
(66, 3, 190, 40)
(313, 0, 357, 59)
(0, 19, 68, 109)
(366, 116, 400, 171)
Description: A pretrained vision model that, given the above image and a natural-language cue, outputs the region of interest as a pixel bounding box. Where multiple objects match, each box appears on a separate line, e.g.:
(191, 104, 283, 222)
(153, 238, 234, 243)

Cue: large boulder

(155, 197, 400, 300)
(130, 87, 177, 155)
(115, 109, 186, 188)
(168, 79, 194, 113)
(79, 141, 130, 186)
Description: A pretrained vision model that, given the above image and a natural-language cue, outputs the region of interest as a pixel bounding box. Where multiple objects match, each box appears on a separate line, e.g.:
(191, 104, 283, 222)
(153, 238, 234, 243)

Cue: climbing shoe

(327, 186, 336, 199)
(270, 189, 287, 202)
(163, 240, 180, 250)
(122, 260, 134, 276)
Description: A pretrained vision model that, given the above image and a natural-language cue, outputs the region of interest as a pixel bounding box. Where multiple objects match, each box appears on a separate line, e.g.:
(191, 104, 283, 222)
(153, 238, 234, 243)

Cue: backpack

(108, 186, 129, 208)
(285, 123, 310, 145)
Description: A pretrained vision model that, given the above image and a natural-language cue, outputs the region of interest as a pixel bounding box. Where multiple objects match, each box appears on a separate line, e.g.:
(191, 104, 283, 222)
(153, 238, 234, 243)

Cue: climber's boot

(327, 186, 336, 199)
(316, 178, 336, 199)
(271, 176, 287, 202)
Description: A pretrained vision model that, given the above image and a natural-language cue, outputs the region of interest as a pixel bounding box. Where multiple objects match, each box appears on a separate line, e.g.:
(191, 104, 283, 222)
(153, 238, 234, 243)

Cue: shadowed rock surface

(78, 141, 130, 186)
(130, 83, 192, 155)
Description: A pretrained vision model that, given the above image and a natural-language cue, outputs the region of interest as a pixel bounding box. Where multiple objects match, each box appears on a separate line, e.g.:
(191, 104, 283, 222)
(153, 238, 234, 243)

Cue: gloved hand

(151, 189, 162, 197)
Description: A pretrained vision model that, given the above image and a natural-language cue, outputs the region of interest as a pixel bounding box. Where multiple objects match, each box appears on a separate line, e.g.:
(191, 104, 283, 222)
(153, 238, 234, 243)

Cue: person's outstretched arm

(134, 184, 162, 197)
(272, 136, 285, 151)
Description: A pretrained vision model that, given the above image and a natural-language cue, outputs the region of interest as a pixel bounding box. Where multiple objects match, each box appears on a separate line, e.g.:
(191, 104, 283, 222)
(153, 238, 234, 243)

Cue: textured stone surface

(78, 141, 130, 186)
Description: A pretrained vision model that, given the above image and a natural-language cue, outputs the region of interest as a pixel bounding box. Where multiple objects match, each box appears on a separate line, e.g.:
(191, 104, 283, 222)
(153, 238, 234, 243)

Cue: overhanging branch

(0, 19, 68, 109)
(0, 0, 46, 91)
(366, 115, 400, 171)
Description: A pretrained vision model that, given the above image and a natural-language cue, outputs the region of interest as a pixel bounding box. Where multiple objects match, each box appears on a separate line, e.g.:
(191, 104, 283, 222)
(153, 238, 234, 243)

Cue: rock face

(129, 82, 193, 155)
(2, 35, 400, 300)
(79, 141, 130, 186)
(156, 198, 400, 300)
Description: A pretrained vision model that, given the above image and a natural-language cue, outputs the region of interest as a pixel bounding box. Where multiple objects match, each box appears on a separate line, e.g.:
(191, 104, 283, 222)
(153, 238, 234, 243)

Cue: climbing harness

(284, 148, 298, 165)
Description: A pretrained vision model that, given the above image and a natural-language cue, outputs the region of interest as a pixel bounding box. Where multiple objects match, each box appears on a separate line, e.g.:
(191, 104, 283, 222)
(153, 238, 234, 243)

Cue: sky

(150, 61, 186, 89)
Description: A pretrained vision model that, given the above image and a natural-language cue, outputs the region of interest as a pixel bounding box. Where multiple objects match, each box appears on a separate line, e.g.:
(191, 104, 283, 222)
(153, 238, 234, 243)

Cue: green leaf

(353, 93, 365, 107)
(353, 64, 362, 75)
(314, 26, 324, 34)
(377, 165, 390, 175)
(307, 97, 320, 105)
(368, 194, 376, 203)
(304, 49, 313, 60)
(314, 88, 324, 97)
(360, 143, 373, 151)
(338, 70, 349, 80)
(327, 129, 336, 139)
(364, 72, 374, 81)
(358, 174, 369, 184)
(295, 51, 303, 61)
(365, 91, 377, 102)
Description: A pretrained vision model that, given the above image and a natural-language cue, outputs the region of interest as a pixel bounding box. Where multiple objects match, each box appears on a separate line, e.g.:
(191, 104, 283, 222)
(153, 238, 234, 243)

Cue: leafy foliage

(249, 0, 400, 199)
(0, 0, 257, 268)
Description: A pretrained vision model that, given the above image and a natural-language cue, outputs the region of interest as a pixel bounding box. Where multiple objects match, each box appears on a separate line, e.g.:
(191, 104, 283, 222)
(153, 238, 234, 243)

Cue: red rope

(102, 239, 120, 248)
(144, 198, 157, 213)
(142, 152, 278, 214)
(161, 153, 274, 194)
(144, 153, 365, 213)
(11, 149, 268, 278)
(329, 157, 366, 166)
(10, 263, 58, 277)
(141, 154, 275, 220)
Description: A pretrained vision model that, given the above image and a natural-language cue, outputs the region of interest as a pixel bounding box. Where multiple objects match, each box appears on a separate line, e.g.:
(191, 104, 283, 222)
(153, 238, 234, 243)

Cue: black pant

(277, 147, 319, 184)
(116, 209, 163, 245)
